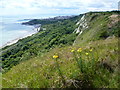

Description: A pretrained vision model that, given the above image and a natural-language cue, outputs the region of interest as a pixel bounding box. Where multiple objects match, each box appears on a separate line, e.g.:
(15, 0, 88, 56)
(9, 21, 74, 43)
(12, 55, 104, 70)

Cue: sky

(0, 0, 119, 17)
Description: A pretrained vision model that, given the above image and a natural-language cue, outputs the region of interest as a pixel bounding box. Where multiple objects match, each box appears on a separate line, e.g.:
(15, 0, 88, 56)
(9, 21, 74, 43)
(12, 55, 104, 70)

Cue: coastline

(1, 28, 38, 49)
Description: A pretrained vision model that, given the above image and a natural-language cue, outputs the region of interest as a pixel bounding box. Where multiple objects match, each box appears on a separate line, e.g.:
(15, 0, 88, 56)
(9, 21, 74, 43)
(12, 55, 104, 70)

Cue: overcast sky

(0, 0, 119, 17)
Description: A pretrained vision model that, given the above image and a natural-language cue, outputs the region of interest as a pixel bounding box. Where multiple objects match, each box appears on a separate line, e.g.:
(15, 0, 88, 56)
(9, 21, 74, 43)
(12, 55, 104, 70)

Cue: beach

(1, 28, 38, 48)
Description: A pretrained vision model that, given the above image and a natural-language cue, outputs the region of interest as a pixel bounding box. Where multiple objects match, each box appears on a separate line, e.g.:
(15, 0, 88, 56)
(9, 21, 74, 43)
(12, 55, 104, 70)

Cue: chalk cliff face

(74, 15, 88, 34)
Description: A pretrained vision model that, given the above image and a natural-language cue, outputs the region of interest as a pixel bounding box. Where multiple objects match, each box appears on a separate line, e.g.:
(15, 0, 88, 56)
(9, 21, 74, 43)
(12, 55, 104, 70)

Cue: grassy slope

(74, 11, 120, 46)
(2, 11, 120, 88)
(2, 37, 118, 88)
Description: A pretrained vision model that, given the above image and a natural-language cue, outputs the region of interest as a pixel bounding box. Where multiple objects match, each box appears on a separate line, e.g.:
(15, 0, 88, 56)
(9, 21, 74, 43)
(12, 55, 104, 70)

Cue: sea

(0, 16, 40, 47)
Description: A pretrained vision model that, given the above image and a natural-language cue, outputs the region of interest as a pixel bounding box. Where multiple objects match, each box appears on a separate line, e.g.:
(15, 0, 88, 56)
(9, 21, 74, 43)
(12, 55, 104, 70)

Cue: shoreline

(1, 28, 38, 49)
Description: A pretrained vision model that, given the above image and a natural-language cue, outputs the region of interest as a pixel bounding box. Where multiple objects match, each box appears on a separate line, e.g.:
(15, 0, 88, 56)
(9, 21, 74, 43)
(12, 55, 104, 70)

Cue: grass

(0, 73, 2, 89)
(2, 37, 119, 88)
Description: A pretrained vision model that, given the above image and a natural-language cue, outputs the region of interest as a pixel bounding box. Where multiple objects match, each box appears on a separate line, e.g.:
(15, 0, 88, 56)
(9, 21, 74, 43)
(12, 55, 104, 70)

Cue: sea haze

(0, 17, 36, 47)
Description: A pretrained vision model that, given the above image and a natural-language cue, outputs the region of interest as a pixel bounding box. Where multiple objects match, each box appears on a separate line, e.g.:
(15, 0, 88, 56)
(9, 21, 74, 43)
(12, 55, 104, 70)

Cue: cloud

(0, 0, 119, 17)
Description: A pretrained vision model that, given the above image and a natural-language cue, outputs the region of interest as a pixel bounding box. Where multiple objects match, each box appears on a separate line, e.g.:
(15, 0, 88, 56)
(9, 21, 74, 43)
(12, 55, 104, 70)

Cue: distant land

(22, 15, 76, 25)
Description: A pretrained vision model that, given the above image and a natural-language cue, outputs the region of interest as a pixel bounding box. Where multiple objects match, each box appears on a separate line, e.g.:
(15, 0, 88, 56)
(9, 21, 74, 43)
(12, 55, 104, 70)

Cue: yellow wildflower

(71, 49, 75, 52)
(77, 48, 82, 52)
(90, 49, 93, 52)
(85, 53, 89, 56)
(53, 55, 59, 59)
(78, 48, 82, 50)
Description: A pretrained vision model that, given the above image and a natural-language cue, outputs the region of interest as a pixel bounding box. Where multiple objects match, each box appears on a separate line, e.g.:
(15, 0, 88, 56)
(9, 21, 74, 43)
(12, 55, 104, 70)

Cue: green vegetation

(1, 11, 120, 88)
(2, 37, 119, 88)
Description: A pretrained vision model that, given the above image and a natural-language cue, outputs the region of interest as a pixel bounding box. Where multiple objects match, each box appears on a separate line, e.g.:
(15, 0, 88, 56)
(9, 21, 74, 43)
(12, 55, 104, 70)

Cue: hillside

(1, 11, 120, 88)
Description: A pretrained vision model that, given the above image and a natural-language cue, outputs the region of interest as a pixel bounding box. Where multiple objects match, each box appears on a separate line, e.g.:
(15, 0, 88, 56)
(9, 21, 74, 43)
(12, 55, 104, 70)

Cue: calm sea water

(0, 17, 36, 47)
